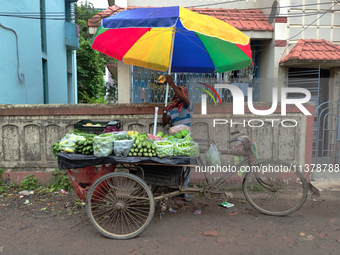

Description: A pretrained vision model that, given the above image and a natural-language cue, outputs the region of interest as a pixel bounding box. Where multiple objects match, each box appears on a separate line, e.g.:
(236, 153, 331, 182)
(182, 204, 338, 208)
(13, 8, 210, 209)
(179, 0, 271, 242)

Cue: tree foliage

(75, 1, 106, 103)
(77, 40, 106, 102)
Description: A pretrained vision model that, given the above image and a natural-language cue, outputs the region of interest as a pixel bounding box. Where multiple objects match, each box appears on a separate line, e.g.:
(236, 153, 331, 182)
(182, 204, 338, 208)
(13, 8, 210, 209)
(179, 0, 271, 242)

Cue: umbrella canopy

(91, 6, 252, 73)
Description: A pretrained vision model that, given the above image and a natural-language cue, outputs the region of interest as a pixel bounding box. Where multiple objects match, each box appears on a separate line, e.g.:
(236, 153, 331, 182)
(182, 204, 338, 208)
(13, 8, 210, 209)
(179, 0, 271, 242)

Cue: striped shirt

(167, 102, 193, 127)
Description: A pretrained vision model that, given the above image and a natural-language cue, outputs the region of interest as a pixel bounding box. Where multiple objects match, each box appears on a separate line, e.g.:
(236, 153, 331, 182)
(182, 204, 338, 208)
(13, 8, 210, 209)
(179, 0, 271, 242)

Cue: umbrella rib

(130, 27, 173, 44)
(174, 28, 208, 53)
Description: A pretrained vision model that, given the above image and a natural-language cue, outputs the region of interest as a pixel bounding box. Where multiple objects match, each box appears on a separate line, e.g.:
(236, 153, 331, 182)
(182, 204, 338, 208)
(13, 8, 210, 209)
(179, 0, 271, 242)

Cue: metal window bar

(131, 45, 259, 104)
(131, 66, 258, 104)
(287, 67, 325, 163)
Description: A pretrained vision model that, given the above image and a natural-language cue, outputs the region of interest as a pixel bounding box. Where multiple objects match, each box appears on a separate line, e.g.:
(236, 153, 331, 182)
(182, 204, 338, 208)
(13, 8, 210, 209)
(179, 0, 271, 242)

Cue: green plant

(50, 169, 73, 191)
(9, 182, 17, 190)
(0, 169, 4, 182)
(19, 174, 38, 191)
(248, 183, 265, 192)
(75, 1, 114, 104)
(0, 169, 8, 193)
(77, 41, 106, 103)
(52, 141, 61, 160)
(81, 93, 108, 104)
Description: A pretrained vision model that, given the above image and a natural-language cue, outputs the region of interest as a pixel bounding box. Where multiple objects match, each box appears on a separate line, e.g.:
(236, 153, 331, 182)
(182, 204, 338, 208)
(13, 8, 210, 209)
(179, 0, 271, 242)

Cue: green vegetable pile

(54, 128, 200, 159)
(173, 141, 200, 157)
(129, 133, 156, 157)
(74, 134, 95, 154)
(58, 134, 86, 154)
(113, 134, 134, 157)
(156, 129, 190, 140)
(115, 134, 131, 141)
(93, 133, 114, 157)
(154, 141, 173, 158)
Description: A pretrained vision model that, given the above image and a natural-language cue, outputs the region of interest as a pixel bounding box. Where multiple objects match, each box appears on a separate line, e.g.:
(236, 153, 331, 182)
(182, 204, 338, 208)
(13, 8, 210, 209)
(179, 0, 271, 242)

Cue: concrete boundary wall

(0, 103, 314, 182)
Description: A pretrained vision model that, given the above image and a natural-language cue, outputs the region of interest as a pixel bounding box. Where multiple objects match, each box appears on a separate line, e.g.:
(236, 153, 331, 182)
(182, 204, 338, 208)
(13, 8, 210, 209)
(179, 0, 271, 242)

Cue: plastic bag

(93, 133, 114, 157)
(173, 141, 200, 157)
(154, 140, 173, 158)
(110, 131, 128, 139)
(169, 124, 190, 135)
(59, 134, 85, 153)
(113, 137, 135, 157)
(190, 142, 200, 157)
(205, 143, 221, 166)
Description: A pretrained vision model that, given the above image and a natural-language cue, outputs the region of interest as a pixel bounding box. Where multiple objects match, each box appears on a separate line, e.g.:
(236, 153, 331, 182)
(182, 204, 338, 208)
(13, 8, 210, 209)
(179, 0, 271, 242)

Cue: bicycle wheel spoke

(122, 208, 145, 232)
(91, 206, 115, 219)
(126, 199, 150, 206)
(125, 207, 149, 221)
(95, 208, 117, 228)
(87, 172, 155, 239)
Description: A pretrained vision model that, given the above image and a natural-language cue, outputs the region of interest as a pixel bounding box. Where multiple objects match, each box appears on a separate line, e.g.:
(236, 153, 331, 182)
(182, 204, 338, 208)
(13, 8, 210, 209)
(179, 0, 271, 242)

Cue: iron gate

(313, 101, 340, 165)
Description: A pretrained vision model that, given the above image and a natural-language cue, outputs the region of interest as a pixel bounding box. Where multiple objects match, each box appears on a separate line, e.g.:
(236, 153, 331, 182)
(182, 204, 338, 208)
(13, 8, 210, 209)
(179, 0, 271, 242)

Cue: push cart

(57, 131, 308, 240)
(58, 153, 200, 240)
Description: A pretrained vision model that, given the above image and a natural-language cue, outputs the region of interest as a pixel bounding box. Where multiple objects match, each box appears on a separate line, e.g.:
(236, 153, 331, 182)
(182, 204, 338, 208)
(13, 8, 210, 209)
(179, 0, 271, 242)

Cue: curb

(309, 180, 340, 198)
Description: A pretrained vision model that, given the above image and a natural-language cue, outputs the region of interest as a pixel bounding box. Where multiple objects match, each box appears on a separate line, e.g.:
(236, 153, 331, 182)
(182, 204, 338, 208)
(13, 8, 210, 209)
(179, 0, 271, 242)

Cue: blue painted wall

(0, 0, 78, 104)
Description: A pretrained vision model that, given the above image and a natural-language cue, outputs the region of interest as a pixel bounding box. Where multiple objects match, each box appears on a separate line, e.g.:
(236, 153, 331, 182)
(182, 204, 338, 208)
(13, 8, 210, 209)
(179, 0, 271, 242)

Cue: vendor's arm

(162, 105, 171, 125)
(166, 75, 190, 107)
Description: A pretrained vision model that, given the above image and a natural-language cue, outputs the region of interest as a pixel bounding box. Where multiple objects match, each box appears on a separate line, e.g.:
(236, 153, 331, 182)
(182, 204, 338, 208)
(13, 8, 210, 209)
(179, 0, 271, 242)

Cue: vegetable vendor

(162, 75, 193, 128)
(162, 75, 193, 201)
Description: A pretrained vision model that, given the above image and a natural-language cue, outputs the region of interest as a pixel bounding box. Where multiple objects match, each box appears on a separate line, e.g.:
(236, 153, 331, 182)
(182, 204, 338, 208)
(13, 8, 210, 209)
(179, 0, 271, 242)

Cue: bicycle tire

(86, 172, 155, 239)
(242, 160, 308, 216)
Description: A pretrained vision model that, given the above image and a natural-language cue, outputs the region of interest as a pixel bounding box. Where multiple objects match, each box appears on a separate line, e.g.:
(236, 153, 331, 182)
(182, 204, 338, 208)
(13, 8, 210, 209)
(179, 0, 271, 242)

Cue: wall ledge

(0, 102, 315, 116)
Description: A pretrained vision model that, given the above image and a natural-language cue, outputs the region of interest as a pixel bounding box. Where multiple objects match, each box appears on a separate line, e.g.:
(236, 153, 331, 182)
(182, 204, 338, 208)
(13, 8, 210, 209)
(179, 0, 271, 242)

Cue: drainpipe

(73, 50, 78, 103)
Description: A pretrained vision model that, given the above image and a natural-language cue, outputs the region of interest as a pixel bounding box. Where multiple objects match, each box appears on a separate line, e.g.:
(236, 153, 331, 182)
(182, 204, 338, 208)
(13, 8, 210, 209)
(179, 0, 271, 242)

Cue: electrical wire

(1, 9, 339, 21)
(185, 0, 338, 10)
(1, 1, 339, 55)
(253, 1, 340, 53)
(0, 1, 339, 20)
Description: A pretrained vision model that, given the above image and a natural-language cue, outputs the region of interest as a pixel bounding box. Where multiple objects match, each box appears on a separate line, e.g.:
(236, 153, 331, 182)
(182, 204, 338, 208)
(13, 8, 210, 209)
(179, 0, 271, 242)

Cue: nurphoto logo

(200, 84, 312, 116)
(200, 83, 312, 128)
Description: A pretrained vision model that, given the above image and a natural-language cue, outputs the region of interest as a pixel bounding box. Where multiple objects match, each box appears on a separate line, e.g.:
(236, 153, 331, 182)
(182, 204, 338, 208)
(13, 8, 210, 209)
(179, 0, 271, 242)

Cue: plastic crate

(73, 119, 121, 134)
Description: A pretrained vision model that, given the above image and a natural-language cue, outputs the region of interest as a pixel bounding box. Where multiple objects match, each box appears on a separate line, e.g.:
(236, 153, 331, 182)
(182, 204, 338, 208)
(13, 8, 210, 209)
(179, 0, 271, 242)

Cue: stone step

(309, 179, 340, 198)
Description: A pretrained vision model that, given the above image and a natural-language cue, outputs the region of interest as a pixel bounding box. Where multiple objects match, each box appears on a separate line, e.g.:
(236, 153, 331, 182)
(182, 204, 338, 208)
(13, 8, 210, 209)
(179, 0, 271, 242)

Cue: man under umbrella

(162, 75, 193, 201)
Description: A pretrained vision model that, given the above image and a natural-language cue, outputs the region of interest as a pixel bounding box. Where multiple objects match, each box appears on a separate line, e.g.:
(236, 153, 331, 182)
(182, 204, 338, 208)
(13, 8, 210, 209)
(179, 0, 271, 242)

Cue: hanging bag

(205, 143, 221, 166)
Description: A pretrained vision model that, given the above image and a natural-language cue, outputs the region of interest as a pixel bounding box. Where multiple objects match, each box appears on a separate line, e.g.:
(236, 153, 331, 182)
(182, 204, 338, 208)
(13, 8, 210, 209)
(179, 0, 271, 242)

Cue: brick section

(88, 5, 273, 32)
(186, 8, 273, 31)
(280, 39, 340, 64)
(275, 40, 287, 47)
(0, 104, 162, 116)
(0, 103, 315, 116)
(275, 16, 287, 23)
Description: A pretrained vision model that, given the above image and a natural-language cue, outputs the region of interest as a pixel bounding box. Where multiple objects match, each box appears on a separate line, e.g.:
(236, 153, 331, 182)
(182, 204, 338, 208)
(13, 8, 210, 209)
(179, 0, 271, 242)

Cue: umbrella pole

(165, 26, 176, 107)
(153, 107, 158, 136)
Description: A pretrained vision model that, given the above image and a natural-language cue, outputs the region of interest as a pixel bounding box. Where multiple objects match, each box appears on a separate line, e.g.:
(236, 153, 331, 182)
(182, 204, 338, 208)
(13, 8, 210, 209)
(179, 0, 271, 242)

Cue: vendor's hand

(166, 75, 174, 85)
(162, 105, 168, 114)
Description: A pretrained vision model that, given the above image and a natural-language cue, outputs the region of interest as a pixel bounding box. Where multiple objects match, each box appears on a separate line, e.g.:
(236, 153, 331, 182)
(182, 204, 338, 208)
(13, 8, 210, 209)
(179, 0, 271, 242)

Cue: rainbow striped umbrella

(91, 6, 252, 74)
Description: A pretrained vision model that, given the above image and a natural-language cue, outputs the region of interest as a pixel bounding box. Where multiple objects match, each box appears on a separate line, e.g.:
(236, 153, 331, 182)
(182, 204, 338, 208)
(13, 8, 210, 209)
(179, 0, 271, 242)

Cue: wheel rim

(243, 161, 307, 215)
(87, 173, 154, 238)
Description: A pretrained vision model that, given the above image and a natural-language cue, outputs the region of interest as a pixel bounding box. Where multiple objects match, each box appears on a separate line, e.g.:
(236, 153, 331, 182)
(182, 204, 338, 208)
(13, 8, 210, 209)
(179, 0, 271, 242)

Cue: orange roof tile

(88, 5, 273, 32)
(280, 39, 340, 64)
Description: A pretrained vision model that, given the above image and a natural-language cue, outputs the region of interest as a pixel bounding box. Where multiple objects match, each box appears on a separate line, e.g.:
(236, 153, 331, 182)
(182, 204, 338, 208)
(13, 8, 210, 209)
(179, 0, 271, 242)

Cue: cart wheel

(86, 172, 155, 239)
